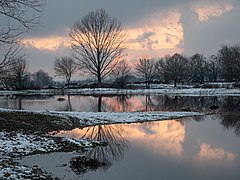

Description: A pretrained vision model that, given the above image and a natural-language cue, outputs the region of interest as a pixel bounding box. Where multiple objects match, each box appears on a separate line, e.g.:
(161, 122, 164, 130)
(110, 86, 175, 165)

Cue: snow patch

(1, 86, 240, 96)
(50, 111, 204, 125)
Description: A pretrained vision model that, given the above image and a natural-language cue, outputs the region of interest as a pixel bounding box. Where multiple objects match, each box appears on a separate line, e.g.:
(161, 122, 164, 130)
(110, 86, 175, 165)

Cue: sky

(20, 0, 240, 78)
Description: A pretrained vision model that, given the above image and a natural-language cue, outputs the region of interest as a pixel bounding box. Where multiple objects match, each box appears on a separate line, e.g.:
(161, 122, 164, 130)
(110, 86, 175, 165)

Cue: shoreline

(0, 86, 240, 97)
(0, 108, 205, 178)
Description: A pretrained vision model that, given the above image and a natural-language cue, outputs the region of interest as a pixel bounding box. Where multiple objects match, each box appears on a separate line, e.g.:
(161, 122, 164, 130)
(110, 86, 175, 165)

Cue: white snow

(0, 132, 58, 162)
(0, 165, 45, 179)
(0, 106, 204, 178)
(1, 86, 240, 96)
(49, 111, 204, 126)
(0, 131, 104, 179)
(0, 108, 204, 126)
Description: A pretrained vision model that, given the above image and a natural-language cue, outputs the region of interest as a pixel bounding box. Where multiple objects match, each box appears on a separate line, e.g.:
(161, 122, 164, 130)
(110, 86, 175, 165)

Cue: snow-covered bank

(0, 108, 204, 178)
(0, 108, 204, 127)
(0, 130, 105, 179)
(50, 111, 204, 126)
(1, 87, 240, 96)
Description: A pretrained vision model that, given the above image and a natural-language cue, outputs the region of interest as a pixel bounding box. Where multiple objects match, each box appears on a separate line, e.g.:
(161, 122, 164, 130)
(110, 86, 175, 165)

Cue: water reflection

(1, 95, 240, 113)
(217, 97, 240, 136)
(19, 115, 240, 179)
(125, 120, 186, 157)
(195, 143, 236, 163)
(220, 115, 240, 136)
(58, 116, 240, 170)
(2, 94, 240, 139)
(58, 125, 129, 163)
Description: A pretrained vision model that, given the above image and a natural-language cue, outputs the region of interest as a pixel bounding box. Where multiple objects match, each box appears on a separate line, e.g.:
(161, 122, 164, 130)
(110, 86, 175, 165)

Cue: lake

(0, 94, 239, 112)
(2, 94, 239, 179)
(19, 114, 240, 180)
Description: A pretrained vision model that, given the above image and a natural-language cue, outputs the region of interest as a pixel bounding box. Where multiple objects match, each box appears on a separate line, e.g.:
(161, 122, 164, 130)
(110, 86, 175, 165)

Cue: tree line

(0, 6, 240, 89)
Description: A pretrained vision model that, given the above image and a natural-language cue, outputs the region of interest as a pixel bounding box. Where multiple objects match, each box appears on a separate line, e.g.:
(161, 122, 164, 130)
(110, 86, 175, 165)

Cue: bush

(194, 83, 221, 88)
(233, 81, 240, 88)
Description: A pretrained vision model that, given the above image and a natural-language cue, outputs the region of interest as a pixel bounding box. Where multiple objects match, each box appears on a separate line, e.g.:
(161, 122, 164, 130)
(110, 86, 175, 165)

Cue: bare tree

(161, 53, 189, 87)
(206, 55, 219, 82)
(70, 9, 126, 87)
(80, 125, 129, 162)
(0, 0, 45, 83)
(54, 57, 78, 88)
(155, 58, 169, 83)
(189, 53, 206, 84)
(135, 58, 156, 89)
(7, 59, 29, 89)
(32, 69, 53, 88)
(111, 60, 131, 88)
(0, 43, 24, 79)
(217, 44, 240, 81)
(0, 0, 45, 44)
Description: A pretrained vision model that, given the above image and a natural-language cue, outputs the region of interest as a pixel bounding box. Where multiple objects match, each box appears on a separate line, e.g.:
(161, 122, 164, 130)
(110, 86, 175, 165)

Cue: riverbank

(1, 85, 240, 97)
(0, 110, 107, 179)
(0, 109, 204, 178)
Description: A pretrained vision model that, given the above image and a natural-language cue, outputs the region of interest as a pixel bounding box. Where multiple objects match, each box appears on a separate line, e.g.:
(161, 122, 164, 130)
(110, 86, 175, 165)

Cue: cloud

(192, 2, 233, 22)
(23, 36, 70, 51)
(127, 120, 185, 157)
(195, 143, 236, 162)
(134, 31, 157, 50)
(59, 120, 185, 158)
(126, 10, 184, 58)
(23, 9, 184, 61)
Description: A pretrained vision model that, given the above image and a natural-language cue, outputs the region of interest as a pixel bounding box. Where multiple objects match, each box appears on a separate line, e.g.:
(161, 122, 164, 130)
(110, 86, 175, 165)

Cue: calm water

(1, 94, 240, 112)
(7, 94, 240, 179)
(20, 114, 240, 180)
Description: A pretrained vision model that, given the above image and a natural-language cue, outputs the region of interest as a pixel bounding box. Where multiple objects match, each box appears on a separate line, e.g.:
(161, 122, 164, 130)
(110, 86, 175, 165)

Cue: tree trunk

(67, 79, 70, 89)
(98, 96, 102, 112)
(147, 82, 150, 89)
(97, 72, 102, 88)
(174, 80, 177, 87)
(67, 95, 72, 111)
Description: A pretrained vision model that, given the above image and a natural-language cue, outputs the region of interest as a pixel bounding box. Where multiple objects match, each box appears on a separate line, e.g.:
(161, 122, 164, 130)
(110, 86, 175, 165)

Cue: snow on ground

(50, 111, 204, 126)
(0, 130, 105, 179)
(0, 130, 104, 164)
(0, 164, 52, 179)
(0, 131, 58, 178)
(0, 107, 204, 178)
(0, 132, 57, 161)
(0, 108, 204, 127)
(0, 86, 240, 96)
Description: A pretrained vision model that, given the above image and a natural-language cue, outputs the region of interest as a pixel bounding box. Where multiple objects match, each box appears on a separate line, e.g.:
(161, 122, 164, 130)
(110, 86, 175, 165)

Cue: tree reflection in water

(80, 95, 129, 162)
(219, 97, 240, 136)
(155, 96, 221, 112)
(17, 96, 22, 110)
(67, 94, 72, 111)
(81, 125, 129, 163)
(145, 95, 154, 111)
(116, 95, 131, 112)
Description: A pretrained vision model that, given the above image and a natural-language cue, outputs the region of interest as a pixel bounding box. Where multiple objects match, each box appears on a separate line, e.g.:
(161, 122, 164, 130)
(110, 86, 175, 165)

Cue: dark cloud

(22, 0, 240, 76)
(134, 32, 158, 50)
(27, 0, 192, 37)
(181, 1, 240, 57)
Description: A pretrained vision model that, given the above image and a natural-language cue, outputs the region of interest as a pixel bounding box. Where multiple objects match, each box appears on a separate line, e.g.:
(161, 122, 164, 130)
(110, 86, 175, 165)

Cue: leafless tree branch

(54, 57, 78, 88)
(70, 9, 126, 87)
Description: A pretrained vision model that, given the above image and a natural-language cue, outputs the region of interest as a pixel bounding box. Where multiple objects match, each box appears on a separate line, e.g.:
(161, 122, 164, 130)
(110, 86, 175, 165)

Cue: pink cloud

(192, 2, 233, 22)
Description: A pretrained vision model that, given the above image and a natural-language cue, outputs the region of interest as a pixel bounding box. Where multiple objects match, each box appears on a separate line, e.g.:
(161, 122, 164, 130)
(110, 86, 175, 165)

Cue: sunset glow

(23, 10, 183, 59)
(195, 143, 236, 162)
(126, 121, 185, 157)
(127, 11, 183, 50)
(23, 36, 70, 51)
(192, 2, 233, 22)
(59, 120, 186, 158)
(22, 2, 233, 59)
